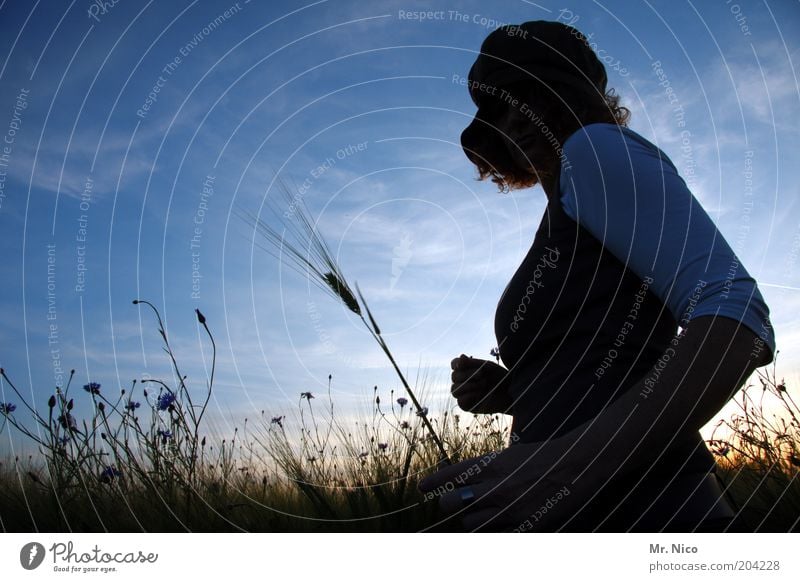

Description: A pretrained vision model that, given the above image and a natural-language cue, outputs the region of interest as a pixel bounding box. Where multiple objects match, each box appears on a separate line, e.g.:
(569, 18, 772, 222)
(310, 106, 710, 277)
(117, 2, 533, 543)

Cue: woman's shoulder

(563, 122, 659, 156)
(561, 122, 678, 178)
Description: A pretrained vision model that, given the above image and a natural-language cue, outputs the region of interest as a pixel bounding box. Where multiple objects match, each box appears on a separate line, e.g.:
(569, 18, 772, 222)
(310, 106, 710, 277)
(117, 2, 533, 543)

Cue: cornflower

(157, 392, 176, 411)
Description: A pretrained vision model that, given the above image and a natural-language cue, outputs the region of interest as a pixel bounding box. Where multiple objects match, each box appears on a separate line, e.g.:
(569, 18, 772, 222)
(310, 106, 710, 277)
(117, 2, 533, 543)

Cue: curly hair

(461, 79, 631, 193)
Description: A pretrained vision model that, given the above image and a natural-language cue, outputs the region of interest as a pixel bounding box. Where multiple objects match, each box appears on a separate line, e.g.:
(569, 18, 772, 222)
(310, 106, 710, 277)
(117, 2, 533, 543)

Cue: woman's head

(461, 21, 630, 192)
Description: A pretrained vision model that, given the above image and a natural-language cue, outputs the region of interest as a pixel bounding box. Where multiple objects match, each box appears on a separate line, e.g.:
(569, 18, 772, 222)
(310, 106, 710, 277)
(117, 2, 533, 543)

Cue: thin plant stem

(238, 177, 450, 465)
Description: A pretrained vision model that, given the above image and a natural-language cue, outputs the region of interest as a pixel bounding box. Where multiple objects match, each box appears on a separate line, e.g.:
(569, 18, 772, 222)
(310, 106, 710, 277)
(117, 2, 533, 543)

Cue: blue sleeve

(559, 123, 775, 362)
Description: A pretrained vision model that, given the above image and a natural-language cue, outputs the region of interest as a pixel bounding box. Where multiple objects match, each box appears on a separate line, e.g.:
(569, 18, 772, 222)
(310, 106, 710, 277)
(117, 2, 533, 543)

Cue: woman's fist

(450, 354, 513, 414)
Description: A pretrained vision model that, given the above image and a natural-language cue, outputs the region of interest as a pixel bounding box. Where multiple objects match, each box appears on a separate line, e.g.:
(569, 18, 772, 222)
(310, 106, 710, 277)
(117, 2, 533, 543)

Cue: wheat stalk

(237, 177, 450, 466)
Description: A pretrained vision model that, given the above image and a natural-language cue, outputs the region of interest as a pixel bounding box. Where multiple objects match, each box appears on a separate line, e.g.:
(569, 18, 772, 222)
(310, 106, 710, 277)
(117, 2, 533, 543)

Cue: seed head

(58, 413, 77, 431)
(99, 466, 121, 484)
(322, 271, 361, 315)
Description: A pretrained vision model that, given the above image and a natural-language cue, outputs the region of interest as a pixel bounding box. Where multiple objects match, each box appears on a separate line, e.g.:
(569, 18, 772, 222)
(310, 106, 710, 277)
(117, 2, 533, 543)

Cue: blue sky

(0, 0, 798, 450)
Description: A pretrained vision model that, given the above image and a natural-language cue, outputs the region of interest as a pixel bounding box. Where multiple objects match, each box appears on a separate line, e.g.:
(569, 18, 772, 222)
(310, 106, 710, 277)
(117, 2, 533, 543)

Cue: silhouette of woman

(419, 20, 775, 532)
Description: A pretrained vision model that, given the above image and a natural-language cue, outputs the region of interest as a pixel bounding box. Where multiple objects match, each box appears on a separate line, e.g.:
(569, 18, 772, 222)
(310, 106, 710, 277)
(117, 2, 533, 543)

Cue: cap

(467, 20, 608, 107)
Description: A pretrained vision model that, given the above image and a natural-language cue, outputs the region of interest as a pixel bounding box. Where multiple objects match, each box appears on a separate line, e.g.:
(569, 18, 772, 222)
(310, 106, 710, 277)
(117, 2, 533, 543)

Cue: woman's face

(492, 96, 541, 170)
(461, 84, 554, 190)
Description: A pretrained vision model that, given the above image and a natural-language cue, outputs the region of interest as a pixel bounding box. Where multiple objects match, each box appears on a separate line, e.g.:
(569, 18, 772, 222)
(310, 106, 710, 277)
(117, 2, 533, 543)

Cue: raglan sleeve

(558, 123, 775, 363)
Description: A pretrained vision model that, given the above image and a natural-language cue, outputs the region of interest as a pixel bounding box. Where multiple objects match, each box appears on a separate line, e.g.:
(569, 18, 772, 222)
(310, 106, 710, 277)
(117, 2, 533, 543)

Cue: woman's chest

(493, 203, 617, 367)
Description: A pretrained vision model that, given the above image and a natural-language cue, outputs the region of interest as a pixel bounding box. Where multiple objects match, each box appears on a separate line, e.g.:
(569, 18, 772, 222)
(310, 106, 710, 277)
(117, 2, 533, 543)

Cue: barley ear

(322, 271, 361, 316)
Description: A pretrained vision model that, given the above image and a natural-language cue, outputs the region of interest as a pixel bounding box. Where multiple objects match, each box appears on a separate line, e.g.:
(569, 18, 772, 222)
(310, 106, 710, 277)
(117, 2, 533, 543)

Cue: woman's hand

(450, 354, 513, 414)
(418, 438, 599, 532)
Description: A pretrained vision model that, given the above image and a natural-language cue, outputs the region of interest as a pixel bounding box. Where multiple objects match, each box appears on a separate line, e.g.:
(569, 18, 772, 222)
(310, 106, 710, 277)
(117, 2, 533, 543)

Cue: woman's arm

(559, 123, 776, 361)
(418, 314, 770, 531)
(554, 313, 770, 481)
(419, 124, 777, 530)
(554, 123, 775, 472)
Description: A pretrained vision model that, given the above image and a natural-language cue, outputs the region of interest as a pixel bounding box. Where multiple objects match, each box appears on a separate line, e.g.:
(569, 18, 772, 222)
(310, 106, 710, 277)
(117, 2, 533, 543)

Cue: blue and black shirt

(494, 122, 775, 478)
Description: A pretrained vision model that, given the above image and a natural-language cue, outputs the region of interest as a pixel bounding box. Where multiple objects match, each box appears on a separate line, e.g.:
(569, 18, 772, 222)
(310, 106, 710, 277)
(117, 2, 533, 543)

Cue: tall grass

(708, 353, 800, 532)
(235, 178, 450, 464)
(0, 302, 504, 532)
(0, 306, 797, 531)
(1, 179, 797, 531)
